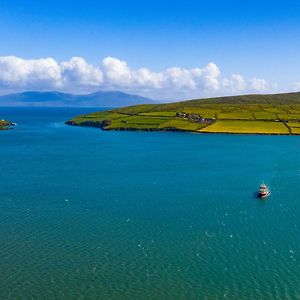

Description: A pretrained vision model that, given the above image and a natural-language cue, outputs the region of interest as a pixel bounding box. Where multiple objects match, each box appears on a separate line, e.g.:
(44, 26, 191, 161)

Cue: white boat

(258, 183, 270, 199)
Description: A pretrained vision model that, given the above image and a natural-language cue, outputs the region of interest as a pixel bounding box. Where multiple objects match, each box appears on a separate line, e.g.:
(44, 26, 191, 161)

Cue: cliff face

(65, 120, 110, 129)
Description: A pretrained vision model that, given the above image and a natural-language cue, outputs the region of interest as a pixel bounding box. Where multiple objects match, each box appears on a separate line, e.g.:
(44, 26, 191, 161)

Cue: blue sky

(0, 0, 300, 100)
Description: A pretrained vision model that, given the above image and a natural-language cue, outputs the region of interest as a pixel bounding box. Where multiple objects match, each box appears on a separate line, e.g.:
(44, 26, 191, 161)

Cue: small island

(0, 120, 14, 130)
(66, 92, 300, 135)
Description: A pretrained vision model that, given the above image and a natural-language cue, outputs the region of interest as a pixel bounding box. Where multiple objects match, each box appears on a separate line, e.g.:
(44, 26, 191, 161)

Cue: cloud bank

(0, 55, 274, 100)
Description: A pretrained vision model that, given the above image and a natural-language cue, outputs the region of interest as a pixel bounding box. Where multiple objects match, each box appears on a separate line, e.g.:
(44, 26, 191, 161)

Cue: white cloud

(0, 55, 273, 99)
(164, 67, 196, 90)
(294, 82, 300, 91)
(250, 78, 268, 91)
(101, 57, 221, 91)
(222, 74, 247, 92)
(133, 68, 164, 88)
(201, 63, 221, 90)
(61, 57, 103, 86)
(102, 56, 132, 86)
(0, 56, 62, 89)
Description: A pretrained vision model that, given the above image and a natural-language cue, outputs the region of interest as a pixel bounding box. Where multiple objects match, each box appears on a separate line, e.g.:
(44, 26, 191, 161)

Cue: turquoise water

(1, 107, 300, 299)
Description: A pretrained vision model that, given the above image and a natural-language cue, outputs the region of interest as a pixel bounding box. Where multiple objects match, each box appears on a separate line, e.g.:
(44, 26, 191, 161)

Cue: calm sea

(1, 107, 300, 299)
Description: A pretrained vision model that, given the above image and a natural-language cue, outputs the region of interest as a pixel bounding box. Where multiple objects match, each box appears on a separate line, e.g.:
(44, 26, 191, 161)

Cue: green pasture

(67, 91, 300, 134)
(159, 120, 207, 131)
(200, 120, 289, 134)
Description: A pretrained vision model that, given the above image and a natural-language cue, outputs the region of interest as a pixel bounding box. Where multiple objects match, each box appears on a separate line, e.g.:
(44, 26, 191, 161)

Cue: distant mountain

(0, 91, 157, 107)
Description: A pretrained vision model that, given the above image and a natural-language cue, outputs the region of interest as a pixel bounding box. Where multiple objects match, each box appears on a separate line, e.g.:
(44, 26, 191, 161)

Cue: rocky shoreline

(65, 120, 195, 132)
(65, 119, 298, 135)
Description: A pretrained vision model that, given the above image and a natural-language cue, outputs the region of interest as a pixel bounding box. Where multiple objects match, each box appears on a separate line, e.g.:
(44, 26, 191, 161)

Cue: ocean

(1, 107, 300, 299)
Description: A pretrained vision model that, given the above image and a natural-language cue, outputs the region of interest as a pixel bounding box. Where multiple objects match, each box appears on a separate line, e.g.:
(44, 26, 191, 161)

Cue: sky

(1, 0, 300, 101)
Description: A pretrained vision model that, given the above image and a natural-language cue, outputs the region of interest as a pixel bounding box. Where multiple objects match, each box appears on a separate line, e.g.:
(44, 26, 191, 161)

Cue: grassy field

(290, 127, 300, 134)
(158, 120, 207, 131)
(199, 120, 289, 134)
(66, 91, 300, 135)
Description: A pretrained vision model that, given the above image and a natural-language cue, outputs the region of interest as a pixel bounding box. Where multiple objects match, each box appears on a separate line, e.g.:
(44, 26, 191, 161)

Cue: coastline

(66, 121, 300, 135)
(65, 91, 300, 136)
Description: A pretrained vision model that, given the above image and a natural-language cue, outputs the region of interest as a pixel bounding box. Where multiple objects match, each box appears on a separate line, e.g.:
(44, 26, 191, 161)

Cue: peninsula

(66, 92, 300, 135)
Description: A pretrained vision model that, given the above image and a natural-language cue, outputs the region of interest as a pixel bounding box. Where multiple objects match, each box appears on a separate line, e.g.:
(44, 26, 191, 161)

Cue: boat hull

(258, 191, 270, 199)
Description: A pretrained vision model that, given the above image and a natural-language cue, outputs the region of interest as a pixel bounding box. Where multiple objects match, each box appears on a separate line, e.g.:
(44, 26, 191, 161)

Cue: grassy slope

(66, 92, 300, 135)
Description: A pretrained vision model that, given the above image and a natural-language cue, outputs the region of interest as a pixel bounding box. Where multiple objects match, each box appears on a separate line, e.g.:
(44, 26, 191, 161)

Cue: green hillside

(66, 92, 300, 135)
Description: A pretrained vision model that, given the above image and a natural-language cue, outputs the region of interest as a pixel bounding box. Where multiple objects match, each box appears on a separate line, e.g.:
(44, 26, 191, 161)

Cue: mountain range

(0, 91, 156, 107)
